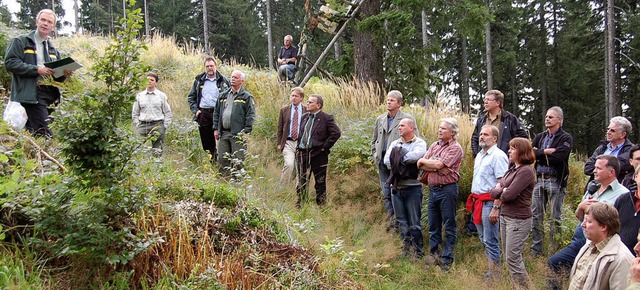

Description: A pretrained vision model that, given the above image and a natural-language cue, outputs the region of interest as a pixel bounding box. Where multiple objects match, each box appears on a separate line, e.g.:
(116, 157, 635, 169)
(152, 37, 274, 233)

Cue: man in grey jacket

(371, 90, 418, 232)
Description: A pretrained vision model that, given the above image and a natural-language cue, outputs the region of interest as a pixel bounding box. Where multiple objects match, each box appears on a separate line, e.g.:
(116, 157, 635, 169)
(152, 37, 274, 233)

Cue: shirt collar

(398, 135, 417, 144)
(593, 236, 613, 252)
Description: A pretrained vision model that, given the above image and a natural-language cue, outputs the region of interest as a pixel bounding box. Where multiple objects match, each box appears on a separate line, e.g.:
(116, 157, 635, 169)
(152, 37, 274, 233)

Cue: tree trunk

(485, 0, 493, 90)
(422, 9, 428, 47)
(74, 0, 81, 33)
(460, 35, 470, 114)
(354, 0, 384, 92)
(539, 2, 548, 116)
(334, 38, 342, 60)
(144, 0, 149, 37)
(202, 0, 209, 52)
(266, 0, 273, 70)
(605, 0, 619, 120)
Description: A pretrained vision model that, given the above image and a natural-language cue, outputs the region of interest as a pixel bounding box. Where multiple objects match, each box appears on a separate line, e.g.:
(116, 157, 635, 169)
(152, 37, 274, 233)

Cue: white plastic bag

(3, 101, 28, 131)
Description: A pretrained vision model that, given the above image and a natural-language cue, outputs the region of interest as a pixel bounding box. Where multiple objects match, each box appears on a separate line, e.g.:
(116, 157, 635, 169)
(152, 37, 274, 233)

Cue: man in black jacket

(187, 57, 230, 161)
(471, 90, 528, 156)
(530, 106, 573, 256)
(584, 116, 635, 183)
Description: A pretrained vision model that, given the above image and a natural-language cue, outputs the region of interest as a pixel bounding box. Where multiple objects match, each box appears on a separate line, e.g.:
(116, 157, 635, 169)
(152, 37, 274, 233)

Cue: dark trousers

(197, 108, 216, 159)
(296, 148, 328, 206)
(23, 86, 59, 138)
(546, 224, 585, 290)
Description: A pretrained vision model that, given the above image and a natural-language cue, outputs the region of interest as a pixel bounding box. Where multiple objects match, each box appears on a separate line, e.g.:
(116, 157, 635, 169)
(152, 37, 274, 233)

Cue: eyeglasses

(633, 157, 640, 161)
(485, 98, 496, 102)
(607, 128, 618, 133)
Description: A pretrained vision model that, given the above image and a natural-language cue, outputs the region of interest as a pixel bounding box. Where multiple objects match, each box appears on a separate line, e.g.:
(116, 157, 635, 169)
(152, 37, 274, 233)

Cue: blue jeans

(278, 64, 296, 81)
(531, 177, 566, 255)
(392, 185, 424, 257)
(428, 183, 459, 265)
(378, 161, 394, 227)
(547, 224, 585, 290)
(475, 200, 500, 264)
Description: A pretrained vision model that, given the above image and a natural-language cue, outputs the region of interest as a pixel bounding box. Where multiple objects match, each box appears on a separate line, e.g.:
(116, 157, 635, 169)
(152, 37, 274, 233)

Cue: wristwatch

(492, 205, 501, 210)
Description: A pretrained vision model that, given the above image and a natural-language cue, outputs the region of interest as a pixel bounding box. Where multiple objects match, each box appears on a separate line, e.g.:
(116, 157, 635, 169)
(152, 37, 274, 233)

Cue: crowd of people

(7, 12, 640, 287)
(374, 88, 640, 289)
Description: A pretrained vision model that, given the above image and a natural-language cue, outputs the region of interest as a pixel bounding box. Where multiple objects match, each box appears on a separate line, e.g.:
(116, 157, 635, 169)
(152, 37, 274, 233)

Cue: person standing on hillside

(372, 90, 419, 232)
(5, 9, 75, 138)
(621, 145, 640, 193)
(567, 203, 632, 290)
(276, 87, 306, 182)
(384, 118, 427, 259)
(187, 56, 230, 162)
(277, 35, 298, 83)
(132, 72, 172, 156)
(418, 118, 464, 270)
(530, 106, 573, 257)
(212, 70, 255, 177)
(547, 155, 629, 290)
(471, 89, 528, 156)
(584, 116, 634, 183)
(296, 94, 341, 207)
(467, 125, 508, 283)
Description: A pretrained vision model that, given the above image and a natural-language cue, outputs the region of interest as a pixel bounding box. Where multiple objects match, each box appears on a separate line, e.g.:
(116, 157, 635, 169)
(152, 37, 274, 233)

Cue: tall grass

(23, 32, 593, 289)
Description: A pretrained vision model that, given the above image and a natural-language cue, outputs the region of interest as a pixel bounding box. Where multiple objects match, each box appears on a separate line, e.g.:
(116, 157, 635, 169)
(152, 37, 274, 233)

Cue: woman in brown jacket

(491, 137, 536, 289)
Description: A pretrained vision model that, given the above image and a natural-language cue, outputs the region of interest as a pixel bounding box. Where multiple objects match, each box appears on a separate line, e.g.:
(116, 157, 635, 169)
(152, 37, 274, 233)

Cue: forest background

(0, 0, 637, 289)
(0, 0, 639, 151)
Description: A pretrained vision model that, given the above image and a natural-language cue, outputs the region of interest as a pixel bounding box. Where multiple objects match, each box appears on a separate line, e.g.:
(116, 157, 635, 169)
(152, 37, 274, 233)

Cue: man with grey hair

(418, 117, 464, 270)
(213, 70, 256, 177)
(277, 35, 298, 82)
(5, 9, 75, 138)
(530, 106, 574, 256)
(372, 90, 419, 232)
(584, 116, 634, 182)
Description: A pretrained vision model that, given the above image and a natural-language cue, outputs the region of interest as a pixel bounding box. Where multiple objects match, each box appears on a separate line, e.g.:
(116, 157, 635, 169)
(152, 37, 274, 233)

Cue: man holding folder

(5, 9, 75, 138)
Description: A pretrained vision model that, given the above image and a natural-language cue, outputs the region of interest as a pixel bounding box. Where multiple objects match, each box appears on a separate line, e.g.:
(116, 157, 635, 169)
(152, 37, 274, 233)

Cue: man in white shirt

(132, 72, 172, 156)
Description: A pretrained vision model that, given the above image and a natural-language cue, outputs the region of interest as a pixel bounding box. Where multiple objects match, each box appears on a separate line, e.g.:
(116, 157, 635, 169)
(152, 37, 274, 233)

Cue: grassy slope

(5, 33, 590, 289)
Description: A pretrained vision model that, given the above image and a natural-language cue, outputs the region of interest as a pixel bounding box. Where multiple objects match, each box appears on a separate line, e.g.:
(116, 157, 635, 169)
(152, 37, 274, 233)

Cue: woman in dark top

(491, 137, 536, 289)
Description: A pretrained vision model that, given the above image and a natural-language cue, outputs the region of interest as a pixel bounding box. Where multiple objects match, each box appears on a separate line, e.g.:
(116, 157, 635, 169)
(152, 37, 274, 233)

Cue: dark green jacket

(212, 87, 256, 135)
(4, 31, 65, 104)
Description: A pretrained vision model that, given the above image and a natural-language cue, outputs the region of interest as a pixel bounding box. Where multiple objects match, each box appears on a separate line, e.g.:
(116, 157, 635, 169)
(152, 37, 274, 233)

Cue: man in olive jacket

(5, 9, 73, 138)
(212, 70, 255, 177)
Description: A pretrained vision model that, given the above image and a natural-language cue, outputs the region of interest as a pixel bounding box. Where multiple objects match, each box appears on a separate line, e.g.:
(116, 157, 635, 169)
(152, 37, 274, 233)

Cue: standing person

(276, 87, 306, 182)
(621, 144, 640, 192)
(530, 106, 574, 256)
(584, 116, 634, 182)
(212, 70, 255, 177)
(466, 125, 508, 283)
(277, 35, 298, 83)
(296, 94, 341, 207)
(568, 203, 633, 290)
(547, 155, 629, 290)
(383, 118, 427, 259)
(5, 9, 75, 138)
(628, 233, 640, 289)
(187, 56, 230, 162)
(490, 137, 536, 289)
(372, 90, 419, 232)
(613, 165, 640, 254)
(131, 72, 172, 156)
(418, 118, 464, 270)
(471, 89, 528, 156)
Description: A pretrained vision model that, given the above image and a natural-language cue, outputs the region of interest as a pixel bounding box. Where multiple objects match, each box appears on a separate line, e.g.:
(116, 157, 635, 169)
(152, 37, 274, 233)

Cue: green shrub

(202, 183, 239, 209)
(331, 118, 375, 174)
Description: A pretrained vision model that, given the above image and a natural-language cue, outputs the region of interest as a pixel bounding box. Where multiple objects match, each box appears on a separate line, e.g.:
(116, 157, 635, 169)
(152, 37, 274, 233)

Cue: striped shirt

(422, 139, 464, 185)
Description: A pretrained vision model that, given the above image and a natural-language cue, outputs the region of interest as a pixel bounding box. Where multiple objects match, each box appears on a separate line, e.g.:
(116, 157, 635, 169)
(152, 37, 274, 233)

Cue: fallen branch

(6, 127, 68, 173)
